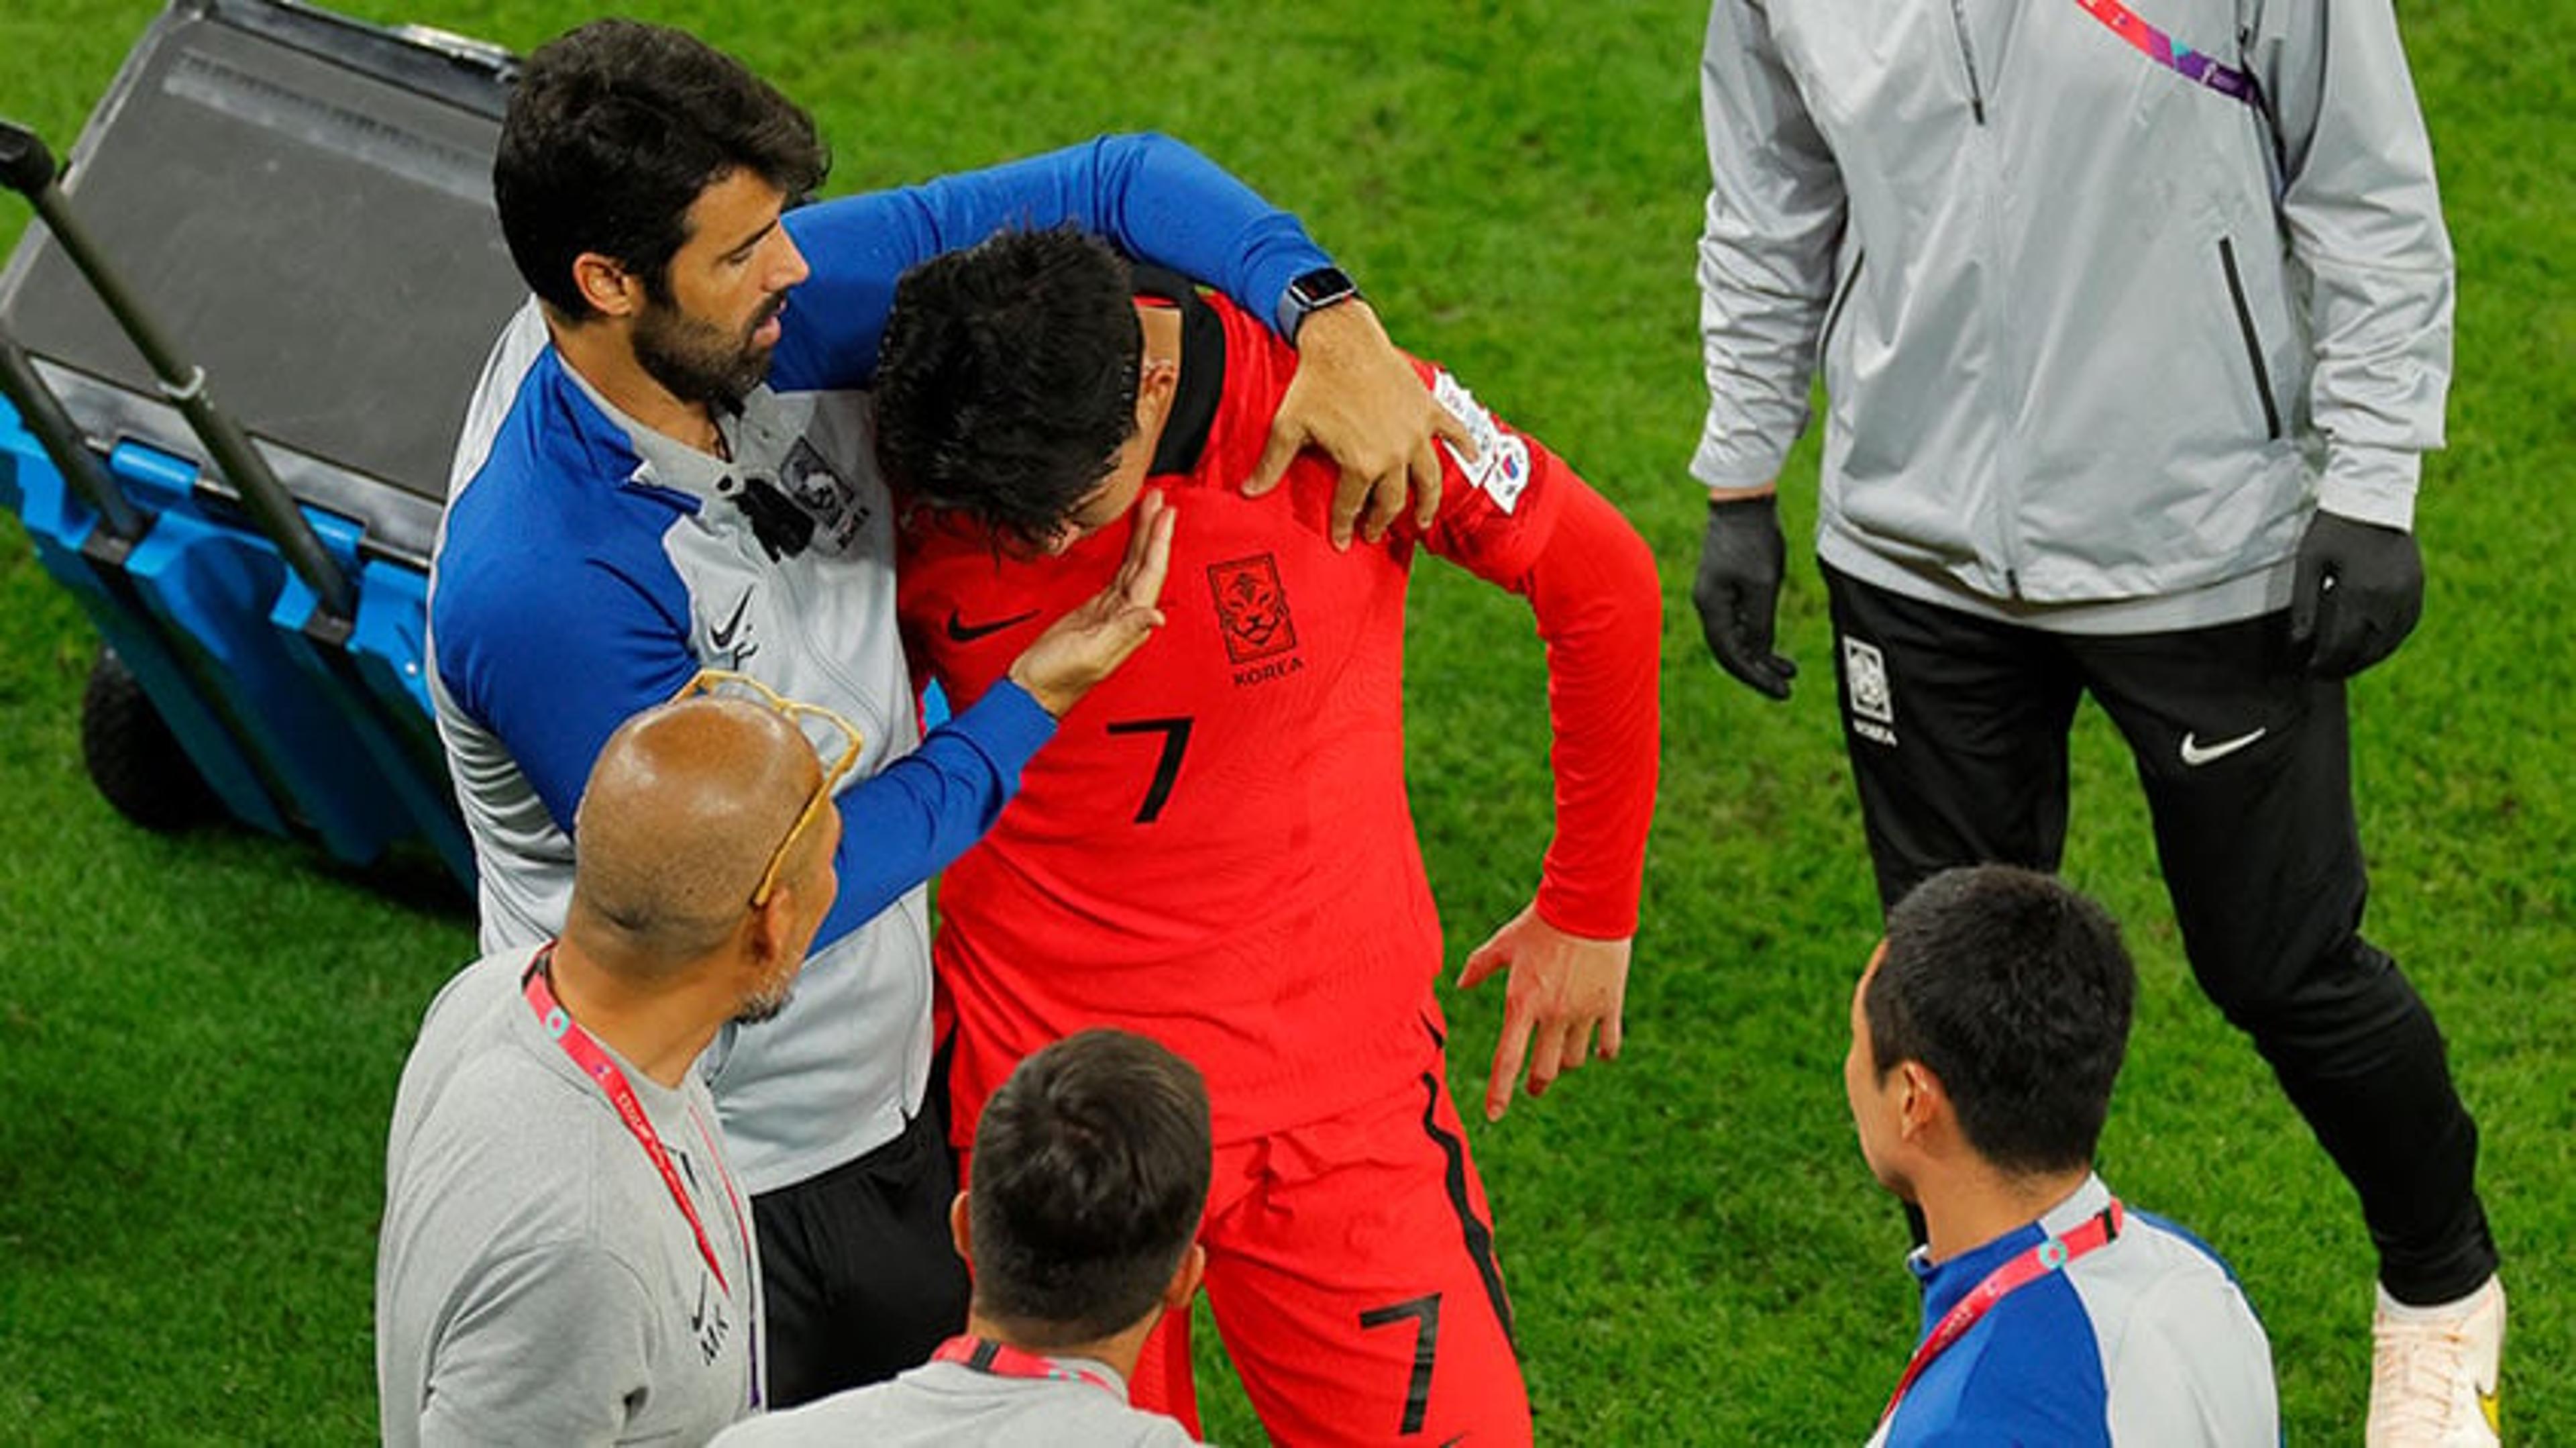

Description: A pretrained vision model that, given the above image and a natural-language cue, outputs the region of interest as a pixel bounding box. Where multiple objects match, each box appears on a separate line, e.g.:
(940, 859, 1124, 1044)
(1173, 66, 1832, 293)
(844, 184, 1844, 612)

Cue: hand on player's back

(1244, 301, 1472, 550)
(1008, 490, 1177, 718)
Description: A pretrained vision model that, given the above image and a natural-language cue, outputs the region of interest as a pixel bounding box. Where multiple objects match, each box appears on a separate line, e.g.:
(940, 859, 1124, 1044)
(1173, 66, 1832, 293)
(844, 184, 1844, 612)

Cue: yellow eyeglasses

(672, 669, 865, 907)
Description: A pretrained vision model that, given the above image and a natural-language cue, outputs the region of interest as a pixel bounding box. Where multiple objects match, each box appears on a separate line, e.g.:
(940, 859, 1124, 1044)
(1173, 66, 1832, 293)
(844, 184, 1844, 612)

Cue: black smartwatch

(1281, 266, 1361, 342)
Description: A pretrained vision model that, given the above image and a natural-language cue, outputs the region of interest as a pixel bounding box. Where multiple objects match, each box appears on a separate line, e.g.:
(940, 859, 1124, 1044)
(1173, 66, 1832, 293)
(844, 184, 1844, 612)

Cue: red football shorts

(1128, 1051, 1532, 1446)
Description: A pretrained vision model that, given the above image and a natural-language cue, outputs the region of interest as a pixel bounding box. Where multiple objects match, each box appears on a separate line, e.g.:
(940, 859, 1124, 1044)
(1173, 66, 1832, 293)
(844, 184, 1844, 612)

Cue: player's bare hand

(1458, 902, 1630, 1122)
(1008, 491, 1175, 717)
(1242, 301, 1472, 550)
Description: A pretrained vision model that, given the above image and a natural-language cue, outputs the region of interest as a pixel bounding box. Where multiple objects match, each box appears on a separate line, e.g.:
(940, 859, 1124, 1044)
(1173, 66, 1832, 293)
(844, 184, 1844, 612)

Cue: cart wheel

(81, 644, 222, 832)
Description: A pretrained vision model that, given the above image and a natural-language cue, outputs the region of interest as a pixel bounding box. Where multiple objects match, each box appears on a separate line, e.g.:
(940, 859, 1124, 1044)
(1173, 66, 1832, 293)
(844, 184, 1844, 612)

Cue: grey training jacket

(1695, 0, 2451, 629)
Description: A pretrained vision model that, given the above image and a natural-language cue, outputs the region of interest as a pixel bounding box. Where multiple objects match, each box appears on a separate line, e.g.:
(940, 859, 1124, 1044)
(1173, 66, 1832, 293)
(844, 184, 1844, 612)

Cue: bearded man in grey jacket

(1690, 4, 2500, 1441)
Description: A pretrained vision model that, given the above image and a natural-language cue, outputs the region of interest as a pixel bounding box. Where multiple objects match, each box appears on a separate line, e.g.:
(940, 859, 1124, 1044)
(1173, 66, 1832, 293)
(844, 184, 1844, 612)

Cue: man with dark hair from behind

(712, 1029, 1214, 1446)
(1847, 866, 2277, 1445)
(431, 17, 1450, 1406)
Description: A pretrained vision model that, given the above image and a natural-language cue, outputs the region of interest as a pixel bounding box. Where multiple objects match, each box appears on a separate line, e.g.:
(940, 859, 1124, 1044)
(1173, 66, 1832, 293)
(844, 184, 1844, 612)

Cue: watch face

(1290, 267, 1358, 311)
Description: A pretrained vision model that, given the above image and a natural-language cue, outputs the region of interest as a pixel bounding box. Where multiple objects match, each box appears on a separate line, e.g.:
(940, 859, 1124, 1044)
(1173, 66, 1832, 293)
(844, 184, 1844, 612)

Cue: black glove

(2289, 510, 2424, 679)
(1693, 493, 1796, 700)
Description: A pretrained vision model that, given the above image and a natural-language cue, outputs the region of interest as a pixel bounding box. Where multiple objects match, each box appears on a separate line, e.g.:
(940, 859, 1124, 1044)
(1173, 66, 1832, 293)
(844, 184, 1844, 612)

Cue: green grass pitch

(0, 1, 2567, 1441)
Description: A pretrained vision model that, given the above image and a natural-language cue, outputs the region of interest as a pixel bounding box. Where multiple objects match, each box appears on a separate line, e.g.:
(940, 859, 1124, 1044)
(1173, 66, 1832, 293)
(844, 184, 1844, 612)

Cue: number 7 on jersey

(1104, 716, 1195, 824)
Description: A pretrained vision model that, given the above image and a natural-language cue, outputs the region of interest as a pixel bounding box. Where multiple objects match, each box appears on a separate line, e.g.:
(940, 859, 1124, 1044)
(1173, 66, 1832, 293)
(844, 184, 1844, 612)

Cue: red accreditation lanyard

(521, 949, 751, 1298)
(1877, 1200, 2125, 1429)
(933, 1336, 1122, 1398)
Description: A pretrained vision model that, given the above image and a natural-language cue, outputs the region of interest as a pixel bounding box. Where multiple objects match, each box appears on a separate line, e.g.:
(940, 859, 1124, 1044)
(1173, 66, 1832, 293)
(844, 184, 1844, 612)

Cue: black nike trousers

(749, 1100, 971, 1406)
(1825, 565, 2496, 1305)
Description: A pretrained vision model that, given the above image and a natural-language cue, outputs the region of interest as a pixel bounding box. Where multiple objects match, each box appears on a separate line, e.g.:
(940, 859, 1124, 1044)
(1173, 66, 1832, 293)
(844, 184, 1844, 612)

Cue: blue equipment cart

(0, 1, 528, 886)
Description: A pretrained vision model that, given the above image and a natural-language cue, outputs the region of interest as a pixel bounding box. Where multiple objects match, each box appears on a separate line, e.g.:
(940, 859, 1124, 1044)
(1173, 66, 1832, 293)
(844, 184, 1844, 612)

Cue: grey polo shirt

(709, 1353, 1201, 1447)
(376, 947, 764, 1445)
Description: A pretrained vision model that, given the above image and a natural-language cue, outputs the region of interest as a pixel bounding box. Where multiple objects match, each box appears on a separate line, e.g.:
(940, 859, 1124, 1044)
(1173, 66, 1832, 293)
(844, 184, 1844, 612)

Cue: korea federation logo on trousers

(1842, 637, 1898, 747)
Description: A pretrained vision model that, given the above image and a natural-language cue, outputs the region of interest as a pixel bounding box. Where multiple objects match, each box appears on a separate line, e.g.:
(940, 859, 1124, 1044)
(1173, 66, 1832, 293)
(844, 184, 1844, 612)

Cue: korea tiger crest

(1207, 554, 1298, 664)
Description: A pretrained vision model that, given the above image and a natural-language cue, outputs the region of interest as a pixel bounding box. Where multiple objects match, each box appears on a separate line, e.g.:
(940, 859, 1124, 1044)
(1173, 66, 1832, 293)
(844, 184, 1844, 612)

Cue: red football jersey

(898, 292, 1651, 1145)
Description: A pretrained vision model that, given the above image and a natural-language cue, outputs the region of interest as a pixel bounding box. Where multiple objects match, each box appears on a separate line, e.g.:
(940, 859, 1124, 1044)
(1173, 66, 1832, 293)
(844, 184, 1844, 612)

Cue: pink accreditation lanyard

(1877, 1199, 2125, 1430)
(2070, 0, 2259, 105)
(521, 947, 754, 1302)
(933, 1336, 1123, 1398)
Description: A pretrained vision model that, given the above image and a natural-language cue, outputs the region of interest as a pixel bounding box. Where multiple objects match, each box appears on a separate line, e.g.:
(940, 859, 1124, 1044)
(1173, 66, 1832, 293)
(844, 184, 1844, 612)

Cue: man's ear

(949, 1191, 973, 1267)
(572, 251, 642, 319)
(743, 889, 796, 974)
(1896, 1060, 1946, 1142)
(1162, 1241, 1205, 1310)
(1135, 356, 1180, 429)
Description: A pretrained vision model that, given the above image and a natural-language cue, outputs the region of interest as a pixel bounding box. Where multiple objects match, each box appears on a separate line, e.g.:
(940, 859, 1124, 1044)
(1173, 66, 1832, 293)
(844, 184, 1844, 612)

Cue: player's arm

(1423, 426, 1663, 1121)
(771, 134, 1456, 545)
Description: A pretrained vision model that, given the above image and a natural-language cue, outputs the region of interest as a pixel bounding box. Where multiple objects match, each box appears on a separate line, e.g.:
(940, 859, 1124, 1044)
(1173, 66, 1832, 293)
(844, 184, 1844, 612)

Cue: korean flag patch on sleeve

(1432, 370, 1533, 515)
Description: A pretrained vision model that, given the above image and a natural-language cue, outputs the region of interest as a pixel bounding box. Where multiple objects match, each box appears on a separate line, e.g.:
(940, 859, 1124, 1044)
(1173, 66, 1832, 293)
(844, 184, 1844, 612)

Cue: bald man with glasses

(377, 539, 1167, 1446)
(378, 688, 833, 1444)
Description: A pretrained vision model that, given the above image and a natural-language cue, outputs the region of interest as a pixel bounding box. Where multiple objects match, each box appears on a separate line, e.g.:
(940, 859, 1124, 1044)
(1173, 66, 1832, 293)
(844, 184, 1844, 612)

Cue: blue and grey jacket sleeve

(2251, 1, 2454, 531)
(813, 683, 1054, 948)
(771, 132, 1332, 393)
(1692, 0, 1848, 493)
(437, 556, 1054, 958)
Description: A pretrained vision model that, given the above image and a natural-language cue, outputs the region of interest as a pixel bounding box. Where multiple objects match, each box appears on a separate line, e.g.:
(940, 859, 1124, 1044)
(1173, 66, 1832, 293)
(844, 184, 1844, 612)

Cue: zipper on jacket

(2218, 237, 2284, 439)
(1818, 250, 1867, 359)
(1947, 0, 1989, 123)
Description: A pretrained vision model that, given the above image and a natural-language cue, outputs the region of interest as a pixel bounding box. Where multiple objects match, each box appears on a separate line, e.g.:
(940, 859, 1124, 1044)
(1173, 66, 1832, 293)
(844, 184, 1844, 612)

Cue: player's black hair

(494, 19, 828, 317)
(874, 226, 1144, 546)
(969, 1029, 1211, 1348)
(1865, 866, 2135, 1177)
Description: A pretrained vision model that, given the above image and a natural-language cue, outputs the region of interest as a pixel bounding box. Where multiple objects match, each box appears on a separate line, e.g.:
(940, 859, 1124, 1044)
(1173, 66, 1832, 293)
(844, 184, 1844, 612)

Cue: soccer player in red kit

(876, 227, 1660, 1446)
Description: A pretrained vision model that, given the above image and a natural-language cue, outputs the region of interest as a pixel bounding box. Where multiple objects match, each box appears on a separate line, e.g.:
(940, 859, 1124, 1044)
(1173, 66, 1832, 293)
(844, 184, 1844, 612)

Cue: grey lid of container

(0, 0, 529, 568)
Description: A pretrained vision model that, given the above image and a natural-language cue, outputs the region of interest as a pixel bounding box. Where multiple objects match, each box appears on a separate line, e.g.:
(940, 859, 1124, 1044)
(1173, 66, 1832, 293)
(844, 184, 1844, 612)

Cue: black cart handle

(0, 115, 356, 620)
(0, 119, 54, 196)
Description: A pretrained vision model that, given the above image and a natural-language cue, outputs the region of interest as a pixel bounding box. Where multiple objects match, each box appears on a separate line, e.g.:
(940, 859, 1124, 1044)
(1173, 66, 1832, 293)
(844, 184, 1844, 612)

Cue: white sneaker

(2368, 1275, 2505, 1446)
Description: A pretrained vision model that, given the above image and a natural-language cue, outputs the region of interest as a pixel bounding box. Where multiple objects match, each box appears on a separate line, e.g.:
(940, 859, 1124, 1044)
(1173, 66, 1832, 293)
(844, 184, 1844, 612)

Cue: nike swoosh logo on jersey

(2179, 727, 2266, 766)
(709, 590, 753, 651)
(946, 607, 1039, 643)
